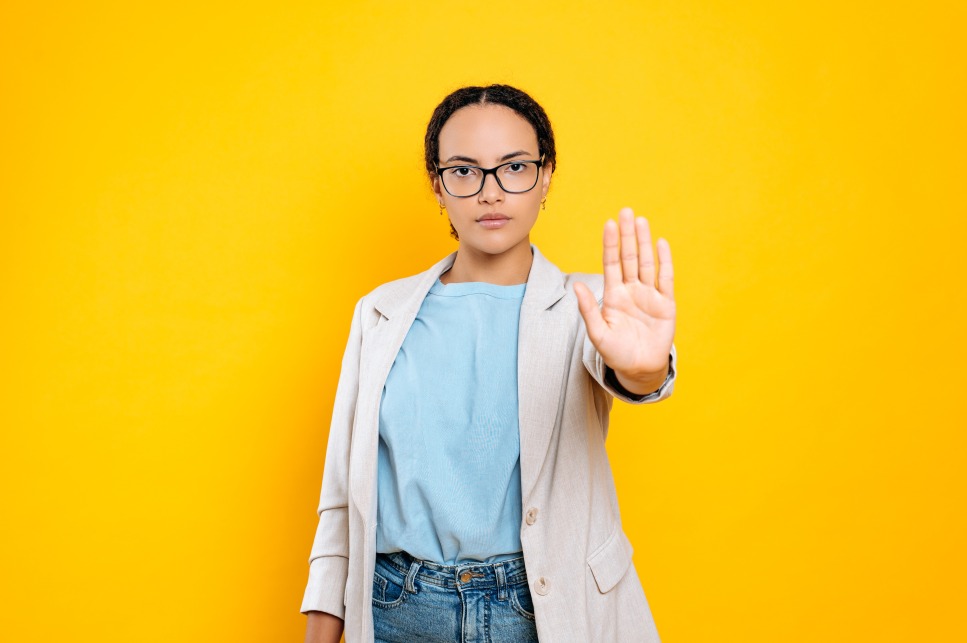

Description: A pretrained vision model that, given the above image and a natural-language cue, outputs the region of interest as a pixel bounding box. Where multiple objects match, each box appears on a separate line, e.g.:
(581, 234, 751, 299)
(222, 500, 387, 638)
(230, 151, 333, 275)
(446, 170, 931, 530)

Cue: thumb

(574, 281, 607, 345)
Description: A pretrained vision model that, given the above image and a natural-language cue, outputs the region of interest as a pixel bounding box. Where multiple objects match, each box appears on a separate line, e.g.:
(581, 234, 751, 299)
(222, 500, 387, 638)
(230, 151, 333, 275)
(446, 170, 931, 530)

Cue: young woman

(302, 84, 677, 643)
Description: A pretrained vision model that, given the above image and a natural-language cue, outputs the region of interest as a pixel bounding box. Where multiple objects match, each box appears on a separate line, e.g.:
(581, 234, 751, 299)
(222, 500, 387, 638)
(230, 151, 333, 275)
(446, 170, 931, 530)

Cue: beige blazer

(302, 245, 676, 642)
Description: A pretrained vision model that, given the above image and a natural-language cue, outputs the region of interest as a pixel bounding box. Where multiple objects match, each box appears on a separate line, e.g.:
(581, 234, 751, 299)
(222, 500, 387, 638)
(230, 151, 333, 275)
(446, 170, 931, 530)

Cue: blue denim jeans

(372, 551, 540, 643)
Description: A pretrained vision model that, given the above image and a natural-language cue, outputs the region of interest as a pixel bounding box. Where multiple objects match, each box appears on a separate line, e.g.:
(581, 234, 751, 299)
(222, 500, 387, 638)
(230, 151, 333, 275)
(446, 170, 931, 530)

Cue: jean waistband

(378, 550, 529, 591)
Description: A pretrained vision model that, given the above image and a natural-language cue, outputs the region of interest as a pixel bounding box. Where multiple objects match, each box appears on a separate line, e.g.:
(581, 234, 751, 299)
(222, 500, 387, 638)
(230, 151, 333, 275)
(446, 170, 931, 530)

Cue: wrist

(613, 364, 670, 396)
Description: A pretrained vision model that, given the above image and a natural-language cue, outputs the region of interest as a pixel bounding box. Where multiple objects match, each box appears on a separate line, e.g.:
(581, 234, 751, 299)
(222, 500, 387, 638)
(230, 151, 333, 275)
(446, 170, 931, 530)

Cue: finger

(574, 281, 608, 345)
(602, 219, 622, 292)
(656, 237, 674, 299)
(636, 216, 656, 287)
(618, 208, 638, 283)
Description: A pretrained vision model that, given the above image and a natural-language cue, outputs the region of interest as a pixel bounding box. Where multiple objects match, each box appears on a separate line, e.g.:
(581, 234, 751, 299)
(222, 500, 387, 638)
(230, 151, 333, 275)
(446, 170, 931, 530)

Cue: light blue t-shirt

(376, 278, 526, 565)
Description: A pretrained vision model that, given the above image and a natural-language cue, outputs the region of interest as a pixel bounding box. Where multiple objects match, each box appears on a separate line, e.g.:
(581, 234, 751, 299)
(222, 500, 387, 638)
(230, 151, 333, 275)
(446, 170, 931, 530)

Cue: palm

(575, 209, 676, 380)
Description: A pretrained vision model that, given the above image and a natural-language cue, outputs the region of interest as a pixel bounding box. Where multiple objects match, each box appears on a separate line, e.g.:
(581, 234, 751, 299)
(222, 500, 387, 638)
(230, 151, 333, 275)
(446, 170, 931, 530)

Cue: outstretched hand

(573, 208, 676, 395)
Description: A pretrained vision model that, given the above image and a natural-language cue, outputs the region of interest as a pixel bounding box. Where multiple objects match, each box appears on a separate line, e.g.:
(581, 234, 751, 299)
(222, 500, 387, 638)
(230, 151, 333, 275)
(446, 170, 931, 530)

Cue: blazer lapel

(349, 252, 457, 523)
(517, 246, 569, 503)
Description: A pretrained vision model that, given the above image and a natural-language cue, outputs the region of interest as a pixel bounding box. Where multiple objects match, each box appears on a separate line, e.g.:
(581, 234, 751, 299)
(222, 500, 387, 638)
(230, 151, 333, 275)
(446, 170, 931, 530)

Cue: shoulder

(563, 272, 604, 301)
(360, 272, 426, 303)
(530, 246, 603, 297)
(540, 259, 604, 302)
(510, 246, 607, 314)
(355, 251, 457, 318)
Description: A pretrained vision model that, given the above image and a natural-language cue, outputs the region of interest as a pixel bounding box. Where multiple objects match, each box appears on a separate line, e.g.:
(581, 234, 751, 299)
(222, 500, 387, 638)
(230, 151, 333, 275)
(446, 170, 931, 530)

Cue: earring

(439, 203, 445, 216)
(541, 198, 547, 211)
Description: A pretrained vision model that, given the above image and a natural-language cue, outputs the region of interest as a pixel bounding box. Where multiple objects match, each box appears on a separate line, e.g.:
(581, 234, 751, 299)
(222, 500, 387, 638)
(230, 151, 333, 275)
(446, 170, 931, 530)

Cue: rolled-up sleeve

(601, 346, 676, 404)
(301, 298, 364, 618)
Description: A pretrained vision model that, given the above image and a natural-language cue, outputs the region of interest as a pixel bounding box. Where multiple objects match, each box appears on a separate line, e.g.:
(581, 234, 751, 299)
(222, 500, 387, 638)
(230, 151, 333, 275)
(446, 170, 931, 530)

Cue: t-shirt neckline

(430, 278, 526, 300)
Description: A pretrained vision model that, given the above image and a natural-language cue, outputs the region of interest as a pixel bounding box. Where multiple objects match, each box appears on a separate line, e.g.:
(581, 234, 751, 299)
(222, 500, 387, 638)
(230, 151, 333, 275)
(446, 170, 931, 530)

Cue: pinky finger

(656, 238, 675, 299)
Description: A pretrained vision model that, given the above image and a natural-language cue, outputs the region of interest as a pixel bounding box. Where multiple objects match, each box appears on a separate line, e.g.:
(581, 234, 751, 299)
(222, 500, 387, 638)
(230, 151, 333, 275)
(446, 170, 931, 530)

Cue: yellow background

(2, 1, 965, 641)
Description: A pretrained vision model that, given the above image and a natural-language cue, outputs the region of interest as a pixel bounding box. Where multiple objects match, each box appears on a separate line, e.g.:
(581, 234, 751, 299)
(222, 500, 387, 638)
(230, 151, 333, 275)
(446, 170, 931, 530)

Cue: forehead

(438, 104, 538, 162)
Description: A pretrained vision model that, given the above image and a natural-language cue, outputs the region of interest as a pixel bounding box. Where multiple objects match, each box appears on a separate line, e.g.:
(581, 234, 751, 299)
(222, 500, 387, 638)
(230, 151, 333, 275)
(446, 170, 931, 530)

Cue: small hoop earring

(439, 203, 445, 216)
(541, 198, 547, 211)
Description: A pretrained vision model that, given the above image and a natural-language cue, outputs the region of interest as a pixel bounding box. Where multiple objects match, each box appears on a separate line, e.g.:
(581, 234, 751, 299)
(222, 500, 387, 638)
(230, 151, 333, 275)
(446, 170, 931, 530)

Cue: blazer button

(534, 576, 549, 596)
(525, 507, 539, 525)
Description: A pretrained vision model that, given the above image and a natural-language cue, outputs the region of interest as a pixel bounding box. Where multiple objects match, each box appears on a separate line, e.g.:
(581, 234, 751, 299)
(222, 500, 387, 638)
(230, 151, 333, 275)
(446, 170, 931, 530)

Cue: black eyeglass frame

(435, 154, 545, 198)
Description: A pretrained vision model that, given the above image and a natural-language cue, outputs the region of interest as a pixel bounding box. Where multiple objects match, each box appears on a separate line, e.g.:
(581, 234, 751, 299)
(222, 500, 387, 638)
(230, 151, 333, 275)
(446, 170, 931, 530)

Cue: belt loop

(404, 559, 421, 594)
(495, 562, 508, 600)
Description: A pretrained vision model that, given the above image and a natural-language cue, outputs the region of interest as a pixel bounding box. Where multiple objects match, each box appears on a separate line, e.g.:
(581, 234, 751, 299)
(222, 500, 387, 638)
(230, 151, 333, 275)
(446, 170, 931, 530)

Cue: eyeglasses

(435, 155, 545, 198)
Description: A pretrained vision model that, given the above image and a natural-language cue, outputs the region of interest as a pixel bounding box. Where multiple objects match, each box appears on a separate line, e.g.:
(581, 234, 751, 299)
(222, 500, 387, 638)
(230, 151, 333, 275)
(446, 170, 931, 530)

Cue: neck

(441, 239, 534, 285)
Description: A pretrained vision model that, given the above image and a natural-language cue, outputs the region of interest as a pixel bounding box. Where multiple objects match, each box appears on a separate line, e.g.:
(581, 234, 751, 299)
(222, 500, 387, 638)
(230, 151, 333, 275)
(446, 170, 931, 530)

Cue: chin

(462, 235, 530, 257)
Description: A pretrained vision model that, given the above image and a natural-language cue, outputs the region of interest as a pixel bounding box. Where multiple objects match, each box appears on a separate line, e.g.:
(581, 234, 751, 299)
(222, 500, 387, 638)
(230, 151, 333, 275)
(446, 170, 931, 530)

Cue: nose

(478, 171, 504, 204)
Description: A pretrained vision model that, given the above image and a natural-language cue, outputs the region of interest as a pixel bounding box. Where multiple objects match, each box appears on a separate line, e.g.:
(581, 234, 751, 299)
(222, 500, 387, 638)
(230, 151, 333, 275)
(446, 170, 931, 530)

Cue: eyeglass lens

(440, 161, 540, 197)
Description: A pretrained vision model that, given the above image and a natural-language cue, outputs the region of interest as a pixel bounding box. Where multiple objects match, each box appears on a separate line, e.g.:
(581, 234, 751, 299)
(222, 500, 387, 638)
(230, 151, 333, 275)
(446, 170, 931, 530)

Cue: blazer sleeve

(576, 277, 677, 405)
(301, 298, 364, 617)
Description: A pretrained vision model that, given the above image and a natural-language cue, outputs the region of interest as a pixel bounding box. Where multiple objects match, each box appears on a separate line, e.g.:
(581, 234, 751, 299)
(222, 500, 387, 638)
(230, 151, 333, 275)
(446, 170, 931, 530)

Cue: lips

(477, 213, 509, 222)
(476, 213, 511, 230)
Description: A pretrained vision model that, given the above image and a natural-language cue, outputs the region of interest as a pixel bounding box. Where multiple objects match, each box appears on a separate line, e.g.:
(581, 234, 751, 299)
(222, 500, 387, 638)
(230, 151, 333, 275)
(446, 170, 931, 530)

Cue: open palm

(574, 208, 676, 385)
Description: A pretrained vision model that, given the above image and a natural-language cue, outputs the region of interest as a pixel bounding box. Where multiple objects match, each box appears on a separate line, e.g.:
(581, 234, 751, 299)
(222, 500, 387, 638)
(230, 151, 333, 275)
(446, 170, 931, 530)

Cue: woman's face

(433, 104, 552, 257)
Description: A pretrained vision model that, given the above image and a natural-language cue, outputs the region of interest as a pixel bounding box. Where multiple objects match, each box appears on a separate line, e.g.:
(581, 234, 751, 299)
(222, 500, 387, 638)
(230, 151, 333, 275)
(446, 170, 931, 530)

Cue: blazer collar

(521, 245, 567, 310)
(371, 245, 566, 319)
(371, 252, 455, 320)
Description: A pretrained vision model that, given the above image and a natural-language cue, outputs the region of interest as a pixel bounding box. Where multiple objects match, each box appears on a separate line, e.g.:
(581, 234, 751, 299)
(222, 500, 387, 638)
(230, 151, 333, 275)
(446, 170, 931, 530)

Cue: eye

(500, 162, 534, 175)
(446, 166, 477, 179)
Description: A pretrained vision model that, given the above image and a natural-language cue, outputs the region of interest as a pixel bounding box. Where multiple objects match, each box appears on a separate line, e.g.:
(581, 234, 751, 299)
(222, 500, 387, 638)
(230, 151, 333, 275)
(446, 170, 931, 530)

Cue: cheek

(519, 192, 544, 214)
(447, 201, 474, 220)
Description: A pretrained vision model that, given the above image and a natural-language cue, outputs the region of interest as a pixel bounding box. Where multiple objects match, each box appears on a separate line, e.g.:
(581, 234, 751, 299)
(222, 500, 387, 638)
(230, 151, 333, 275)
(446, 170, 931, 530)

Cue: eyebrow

(442, 150, 534, 165)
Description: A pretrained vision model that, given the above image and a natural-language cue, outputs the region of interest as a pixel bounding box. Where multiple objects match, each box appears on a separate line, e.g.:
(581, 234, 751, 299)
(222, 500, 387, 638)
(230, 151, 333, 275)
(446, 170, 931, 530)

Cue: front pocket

(586, 524, 634, 594)
(372, 569, 407, 608)
(509, 582, 536, 621)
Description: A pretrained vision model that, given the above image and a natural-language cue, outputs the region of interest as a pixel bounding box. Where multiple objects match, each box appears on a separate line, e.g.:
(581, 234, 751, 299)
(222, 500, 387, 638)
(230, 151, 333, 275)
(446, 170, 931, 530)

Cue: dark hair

(424, 84, 557, 239)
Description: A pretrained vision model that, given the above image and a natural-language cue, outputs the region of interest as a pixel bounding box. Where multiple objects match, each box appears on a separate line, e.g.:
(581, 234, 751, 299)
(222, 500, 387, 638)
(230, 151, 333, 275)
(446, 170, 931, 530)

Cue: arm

(575, 208, 677, 400)
(301, 299, 364, 623)
(304, 611, 344, 643)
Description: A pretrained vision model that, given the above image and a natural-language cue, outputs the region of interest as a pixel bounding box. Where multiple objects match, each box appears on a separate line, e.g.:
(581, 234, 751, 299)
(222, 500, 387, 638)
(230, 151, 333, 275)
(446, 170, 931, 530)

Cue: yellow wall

(2, 1, 965, 641)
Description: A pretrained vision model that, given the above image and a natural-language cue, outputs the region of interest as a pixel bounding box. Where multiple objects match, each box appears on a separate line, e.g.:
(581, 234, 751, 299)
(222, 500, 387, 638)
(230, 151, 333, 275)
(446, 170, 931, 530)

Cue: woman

(302, 84, 677, 643)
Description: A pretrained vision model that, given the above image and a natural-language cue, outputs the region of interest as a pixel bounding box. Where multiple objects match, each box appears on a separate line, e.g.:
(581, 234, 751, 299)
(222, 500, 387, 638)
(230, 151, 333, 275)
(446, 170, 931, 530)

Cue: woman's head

(424, 85, 556, 247)
(424, 85, 557, 183)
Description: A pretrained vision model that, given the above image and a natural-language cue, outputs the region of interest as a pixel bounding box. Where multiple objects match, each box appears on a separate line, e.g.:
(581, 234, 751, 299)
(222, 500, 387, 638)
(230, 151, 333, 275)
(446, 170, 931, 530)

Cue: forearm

(304, 611, 344, 643)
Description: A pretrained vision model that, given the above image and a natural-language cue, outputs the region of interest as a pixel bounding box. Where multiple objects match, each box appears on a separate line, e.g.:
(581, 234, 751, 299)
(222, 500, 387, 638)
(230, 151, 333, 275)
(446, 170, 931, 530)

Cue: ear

(540, 161, 554, 197)
(432, 176, 445, 203)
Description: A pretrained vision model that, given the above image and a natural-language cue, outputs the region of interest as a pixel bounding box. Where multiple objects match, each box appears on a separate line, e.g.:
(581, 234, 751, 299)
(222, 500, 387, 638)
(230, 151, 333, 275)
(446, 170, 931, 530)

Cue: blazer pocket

(586, 524, 634, 594)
